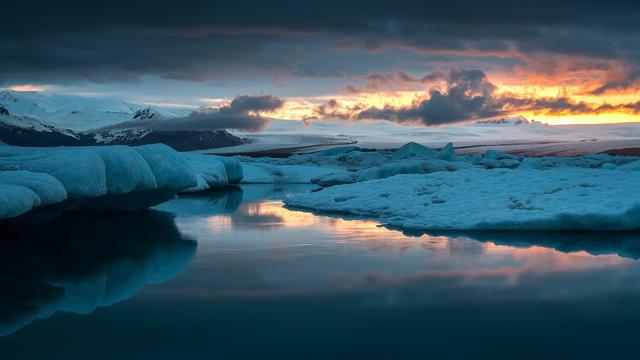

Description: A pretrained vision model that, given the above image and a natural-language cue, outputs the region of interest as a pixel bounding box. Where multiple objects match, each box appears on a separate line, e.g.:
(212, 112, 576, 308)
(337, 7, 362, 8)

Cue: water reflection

(0, 211, 197, 337)
(4, 185, 640, 358)
(160, 185, 639, 302)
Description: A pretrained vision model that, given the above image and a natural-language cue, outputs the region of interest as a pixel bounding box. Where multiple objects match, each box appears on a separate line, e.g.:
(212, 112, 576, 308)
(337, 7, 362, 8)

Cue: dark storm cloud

(355, 70, 500, 125)
(147, 112, 270, 132)
(219, 95, 285, 114)
(3, 1, 640, 83)
(104, 95, 284, 132)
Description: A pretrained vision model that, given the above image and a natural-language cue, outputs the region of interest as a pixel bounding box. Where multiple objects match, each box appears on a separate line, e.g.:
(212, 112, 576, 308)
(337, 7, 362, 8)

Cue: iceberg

(0, 145, 243, 220)
(286, 167, 640, 231)
(0, 171, 67, 219)
(182, 153, 243, 192)
(241, 142, 639, 188)
(242, 163, 340, 184)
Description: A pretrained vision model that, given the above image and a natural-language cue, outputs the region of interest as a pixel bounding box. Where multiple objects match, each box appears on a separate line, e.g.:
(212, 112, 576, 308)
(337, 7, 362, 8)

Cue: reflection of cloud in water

(149, 189, 639, 309)
(160, 192, 635, 305)
(224, 201, 337, 230)
(286, 204, 640, 260)
(0, 211, 196, 337)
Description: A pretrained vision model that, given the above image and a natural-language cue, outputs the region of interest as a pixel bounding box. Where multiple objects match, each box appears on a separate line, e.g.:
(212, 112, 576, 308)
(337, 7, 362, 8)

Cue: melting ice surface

(3, 185, 640, 359)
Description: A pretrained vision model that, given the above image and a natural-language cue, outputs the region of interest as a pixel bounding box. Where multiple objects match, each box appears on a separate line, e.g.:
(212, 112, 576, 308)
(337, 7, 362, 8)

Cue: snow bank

(0, 145, 243, 220)
(286, 167, 640, 231)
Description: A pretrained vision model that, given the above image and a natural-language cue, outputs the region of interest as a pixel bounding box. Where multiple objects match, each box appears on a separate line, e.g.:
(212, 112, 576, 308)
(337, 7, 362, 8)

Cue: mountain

(0, 106, 243, 150)
(89, 108, 243, 151)
(0, 106, 83, 146)
(91, 128, 243, 151)
(0, 90, 192, 131)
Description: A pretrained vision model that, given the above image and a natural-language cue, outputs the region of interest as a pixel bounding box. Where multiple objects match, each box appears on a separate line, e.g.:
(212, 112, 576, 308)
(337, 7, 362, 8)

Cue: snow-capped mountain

(0, 105, 244, 150)
(0, 106, 82, 146)
(54, 109, 132, 131)
(131, 107, 163, 121)
(91, 128, 243, 151)
(85, 106, 241, 150)
(0, 90, 191, 131)
(0, 91, 49, 119)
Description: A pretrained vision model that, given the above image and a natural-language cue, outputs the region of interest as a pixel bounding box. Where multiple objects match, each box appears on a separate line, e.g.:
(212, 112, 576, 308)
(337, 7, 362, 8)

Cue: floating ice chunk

(0, 171, 67, 219)
(286, 167, 640, 231)
(518, 156, 546, 170)
(181, 153, 243, 192)
(184, 157, 228, 192)
(483, 150, 519, 160)
(437, 142, 457, 161)
(392, 142, 438, 160)
(242, 163, 340, 184)
(214, 155, 244, 184)
(312, 171, 357, 187)
(0, 146, 108, 197)
(0, 144, 206, 219)
(311, 158, 469, 186)
(134, 144, 197, 192)
(357, 159, 461, 182)
(478, 150, 521, 168)
(313, 146, 360, 156)
(90, 145, 157, 194)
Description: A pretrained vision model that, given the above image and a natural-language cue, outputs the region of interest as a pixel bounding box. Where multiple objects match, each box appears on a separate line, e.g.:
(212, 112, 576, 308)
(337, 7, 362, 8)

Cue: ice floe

(0, 145, 243, 220)
(272, 142, 640, 231)
(286, 167, 640, 231)
(238, 142, 639, 187)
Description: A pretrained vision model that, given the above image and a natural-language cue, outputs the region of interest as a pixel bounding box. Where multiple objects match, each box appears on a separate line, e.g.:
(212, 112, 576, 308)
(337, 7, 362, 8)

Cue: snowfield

(4, 139, 640, 231)
(237, 141, 638, 186)
(0, 145, 242, 220)
(286, 168, 640, 231)
(276, 142, 640, 231)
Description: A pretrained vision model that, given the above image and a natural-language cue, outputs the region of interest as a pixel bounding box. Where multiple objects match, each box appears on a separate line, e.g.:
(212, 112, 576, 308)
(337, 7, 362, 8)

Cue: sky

(3, 1, 640, 126)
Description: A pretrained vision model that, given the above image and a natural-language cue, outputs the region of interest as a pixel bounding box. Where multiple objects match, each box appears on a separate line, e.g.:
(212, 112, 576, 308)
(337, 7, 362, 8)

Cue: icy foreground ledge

(286, 168, 640, 231)
(0, 145, 242, 220)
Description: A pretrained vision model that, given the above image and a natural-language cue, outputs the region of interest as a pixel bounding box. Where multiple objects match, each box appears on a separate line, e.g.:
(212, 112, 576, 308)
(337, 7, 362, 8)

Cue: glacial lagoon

(2, 184, 640, 359)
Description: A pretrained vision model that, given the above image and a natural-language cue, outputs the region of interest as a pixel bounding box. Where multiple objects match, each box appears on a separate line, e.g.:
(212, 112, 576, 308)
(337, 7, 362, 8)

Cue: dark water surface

(2, 184, 640, 359)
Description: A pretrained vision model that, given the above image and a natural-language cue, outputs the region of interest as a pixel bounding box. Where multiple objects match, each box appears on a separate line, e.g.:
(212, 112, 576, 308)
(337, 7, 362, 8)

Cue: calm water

(2, 184, 640, 359)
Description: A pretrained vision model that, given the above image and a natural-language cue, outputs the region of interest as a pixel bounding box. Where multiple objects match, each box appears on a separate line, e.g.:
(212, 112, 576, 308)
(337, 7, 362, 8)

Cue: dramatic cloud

(104, 95, 284, 132)
(355, 70, 499, 125)
(3, 1, 640, 86)
(4, 1, 640, 125)
(219, 94, 285, 115)
(310, 69, 640, 125)
(141, 112, 271, 132)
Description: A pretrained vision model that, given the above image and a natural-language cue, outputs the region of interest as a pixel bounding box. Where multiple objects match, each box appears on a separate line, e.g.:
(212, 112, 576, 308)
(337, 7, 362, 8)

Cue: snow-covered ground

(260, 142, 640, 231)
(0, 145, 243, 220)
(236, 141, 635, 185)
(205, 119, 640, 157)
(286, 168, 640, 231)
